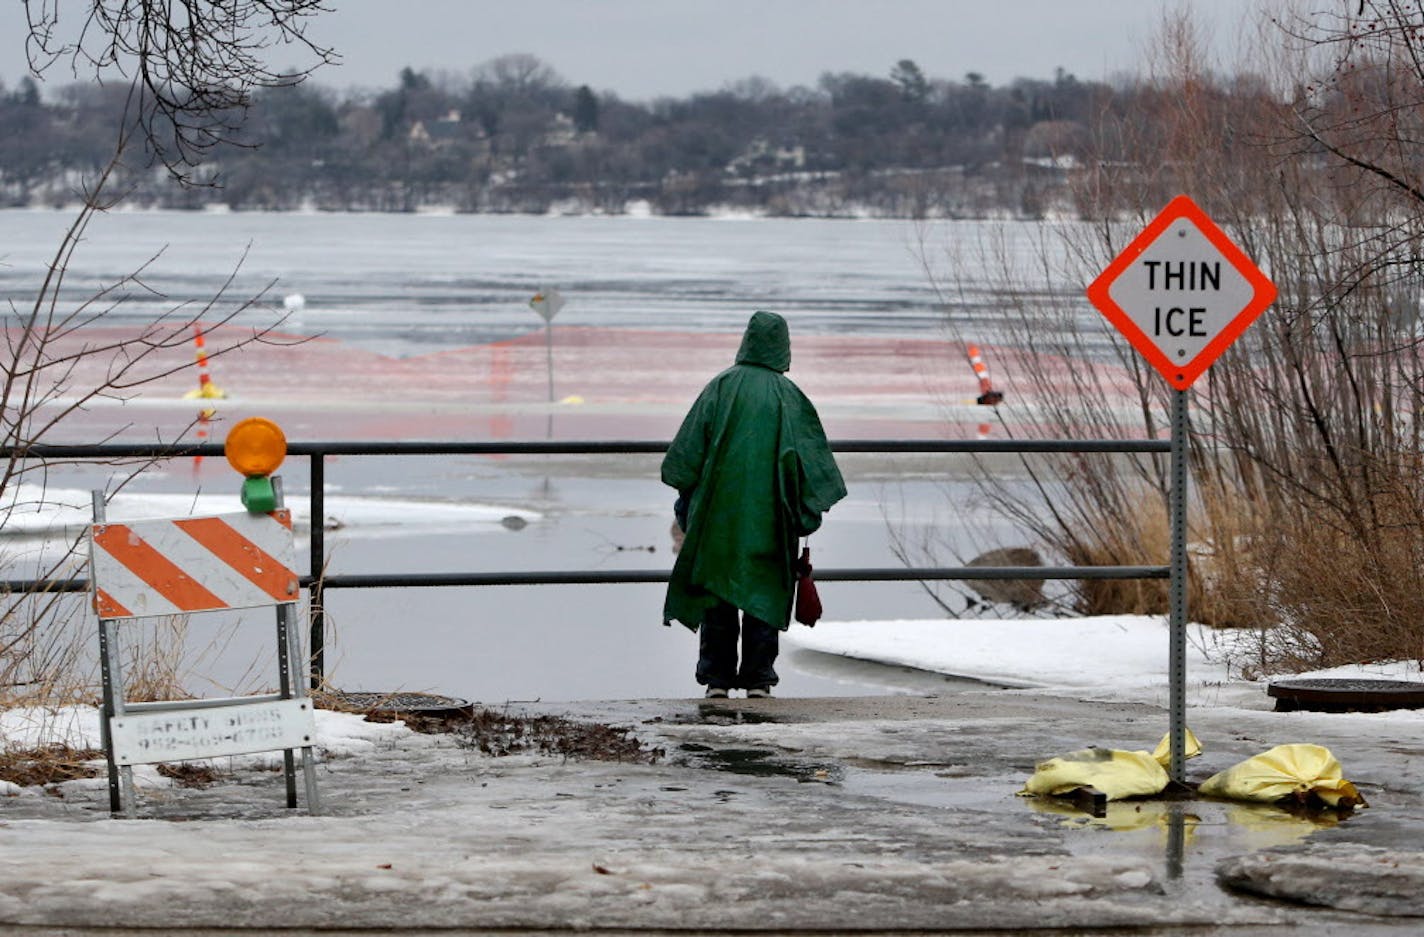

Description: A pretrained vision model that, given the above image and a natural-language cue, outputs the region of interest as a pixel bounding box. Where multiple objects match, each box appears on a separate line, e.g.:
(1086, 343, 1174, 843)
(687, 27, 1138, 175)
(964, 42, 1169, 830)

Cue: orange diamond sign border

(1086, 194, 1277, 390)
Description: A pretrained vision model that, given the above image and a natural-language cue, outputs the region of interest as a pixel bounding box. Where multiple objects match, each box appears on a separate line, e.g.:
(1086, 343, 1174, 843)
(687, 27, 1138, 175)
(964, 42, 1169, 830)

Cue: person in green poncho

(662, 311, 847, 699)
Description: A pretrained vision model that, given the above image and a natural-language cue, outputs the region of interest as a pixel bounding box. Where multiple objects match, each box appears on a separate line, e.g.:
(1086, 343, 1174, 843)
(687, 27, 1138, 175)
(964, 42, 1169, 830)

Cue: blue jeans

(697, 601, 779, 690)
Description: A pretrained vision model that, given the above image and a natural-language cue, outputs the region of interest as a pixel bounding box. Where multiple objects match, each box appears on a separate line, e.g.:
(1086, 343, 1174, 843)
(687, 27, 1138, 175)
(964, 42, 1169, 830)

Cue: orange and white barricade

(88, 498, 319, 817)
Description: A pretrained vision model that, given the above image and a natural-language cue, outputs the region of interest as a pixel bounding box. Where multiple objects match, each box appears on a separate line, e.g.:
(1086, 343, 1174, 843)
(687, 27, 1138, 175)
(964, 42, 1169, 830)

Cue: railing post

(308, 452, 326, 690)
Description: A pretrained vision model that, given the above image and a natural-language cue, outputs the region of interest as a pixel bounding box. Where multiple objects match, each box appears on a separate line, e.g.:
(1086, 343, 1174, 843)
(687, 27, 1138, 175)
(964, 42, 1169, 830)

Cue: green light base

(241, 476, 277, 513)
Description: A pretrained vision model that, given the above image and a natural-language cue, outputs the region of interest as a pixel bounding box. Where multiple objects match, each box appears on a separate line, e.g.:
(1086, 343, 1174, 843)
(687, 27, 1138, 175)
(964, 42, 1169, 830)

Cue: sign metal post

(1168, 388, 1189, 781)
(529, 289, 567, 439)
(529, 288, 567, 403)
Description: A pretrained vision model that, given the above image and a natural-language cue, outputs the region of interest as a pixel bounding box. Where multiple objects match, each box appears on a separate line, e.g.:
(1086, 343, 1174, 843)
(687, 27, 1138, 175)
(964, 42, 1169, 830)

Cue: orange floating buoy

(183, 324, 226, 400)
(966, 343, 1004, 407)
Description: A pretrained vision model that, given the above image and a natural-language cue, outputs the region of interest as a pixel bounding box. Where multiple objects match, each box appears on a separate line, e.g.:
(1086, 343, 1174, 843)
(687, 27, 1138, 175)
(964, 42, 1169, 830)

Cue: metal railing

(4, 437, 1172, 688)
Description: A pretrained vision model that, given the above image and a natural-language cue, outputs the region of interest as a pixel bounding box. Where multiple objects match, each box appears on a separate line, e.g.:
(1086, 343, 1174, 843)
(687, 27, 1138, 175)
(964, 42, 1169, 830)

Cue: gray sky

(7, 1, 1253, 100)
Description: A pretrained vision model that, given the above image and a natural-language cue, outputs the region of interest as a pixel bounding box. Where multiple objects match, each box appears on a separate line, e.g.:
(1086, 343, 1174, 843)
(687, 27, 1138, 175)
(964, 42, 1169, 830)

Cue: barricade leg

(292, 624, 321, 815)
(275, 603, 299, 808)
(300, 745, 321, 814)
(278, 601, 320, 814)
(93, 491, 137, 817)
(104, 619, 137, 818)
(281, 746, 299, 803)
(97, 618, 122, 816)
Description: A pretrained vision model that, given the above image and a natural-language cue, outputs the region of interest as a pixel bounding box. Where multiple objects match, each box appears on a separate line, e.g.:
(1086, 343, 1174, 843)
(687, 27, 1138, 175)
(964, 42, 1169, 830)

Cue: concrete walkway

(2, 688, 1422, 933)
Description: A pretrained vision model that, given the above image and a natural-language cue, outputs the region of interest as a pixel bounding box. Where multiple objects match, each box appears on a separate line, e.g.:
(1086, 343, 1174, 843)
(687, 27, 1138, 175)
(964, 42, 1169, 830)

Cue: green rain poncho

(662, 311, 847, 631)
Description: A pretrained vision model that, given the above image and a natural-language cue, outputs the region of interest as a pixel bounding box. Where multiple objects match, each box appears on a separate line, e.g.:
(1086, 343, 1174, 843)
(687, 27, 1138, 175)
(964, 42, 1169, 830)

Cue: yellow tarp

(1020, 730, 1202, 802)
(1197, 743, 1367, 809)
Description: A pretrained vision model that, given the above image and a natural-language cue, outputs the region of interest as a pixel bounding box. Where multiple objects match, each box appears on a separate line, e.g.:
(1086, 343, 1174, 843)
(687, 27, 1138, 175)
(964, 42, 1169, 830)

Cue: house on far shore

(409, 110, 466, 148)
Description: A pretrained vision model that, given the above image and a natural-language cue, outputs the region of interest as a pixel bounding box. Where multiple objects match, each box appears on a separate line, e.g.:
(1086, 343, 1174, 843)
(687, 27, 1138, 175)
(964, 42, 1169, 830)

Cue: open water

(0, 209, 1092, 701)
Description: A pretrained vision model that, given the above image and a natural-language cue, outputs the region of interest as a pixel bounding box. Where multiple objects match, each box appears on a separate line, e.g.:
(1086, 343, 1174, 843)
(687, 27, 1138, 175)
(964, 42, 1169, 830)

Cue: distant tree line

(0, 53, 1273, 218)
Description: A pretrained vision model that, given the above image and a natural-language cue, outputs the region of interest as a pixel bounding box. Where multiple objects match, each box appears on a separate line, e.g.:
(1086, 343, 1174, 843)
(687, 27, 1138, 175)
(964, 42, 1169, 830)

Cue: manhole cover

(1267, 678, 1424, 713)
(326, 691, 474, 719)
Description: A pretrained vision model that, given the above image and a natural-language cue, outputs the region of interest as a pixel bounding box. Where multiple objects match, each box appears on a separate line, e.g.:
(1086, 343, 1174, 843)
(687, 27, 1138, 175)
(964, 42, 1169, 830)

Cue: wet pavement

(3, 686, 1423, 933)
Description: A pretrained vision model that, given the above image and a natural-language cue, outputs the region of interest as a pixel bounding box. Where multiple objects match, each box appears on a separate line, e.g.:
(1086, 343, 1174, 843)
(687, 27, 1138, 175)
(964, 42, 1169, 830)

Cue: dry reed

(916, 8, 1424, 675)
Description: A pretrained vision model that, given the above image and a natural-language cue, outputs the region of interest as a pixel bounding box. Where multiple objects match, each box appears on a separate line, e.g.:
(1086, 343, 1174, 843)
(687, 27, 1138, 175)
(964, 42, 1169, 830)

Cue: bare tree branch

(23, 0, 337, 183)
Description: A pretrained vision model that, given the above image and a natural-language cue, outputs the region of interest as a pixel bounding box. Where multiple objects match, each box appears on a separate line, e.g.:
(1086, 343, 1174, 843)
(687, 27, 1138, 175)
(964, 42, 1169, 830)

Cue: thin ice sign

(1086, 195, 1276, 390)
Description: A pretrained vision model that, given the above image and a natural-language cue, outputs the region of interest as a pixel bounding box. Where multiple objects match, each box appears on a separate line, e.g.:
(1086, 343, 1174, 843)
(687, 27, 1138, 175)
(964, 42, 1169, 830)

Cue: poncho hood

(734, 310, 791, 372)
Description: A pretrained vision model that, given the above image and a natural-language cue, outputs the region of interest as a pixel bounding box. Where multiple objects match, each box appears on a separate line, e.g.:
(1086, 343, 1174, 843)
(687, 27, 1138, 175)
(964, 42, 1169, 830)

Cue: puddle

(827, 767, 1024, 812)
(1023, 793, 1352, 885)
(1026, 795, 1350, 841)
(663, 705, 786, 726)
(669, 741, 1365, 910)
(675, 743, 842, 784)
(783, 647, 1008, 694)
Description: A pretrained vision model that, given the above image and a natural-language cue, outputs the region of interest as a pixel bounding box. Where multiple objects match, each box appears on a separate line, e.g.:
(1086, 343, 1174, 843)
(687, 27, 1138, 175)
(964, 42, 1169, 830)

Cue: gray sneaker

(704, 687, 729, 699)
(746, 687, 772, 699)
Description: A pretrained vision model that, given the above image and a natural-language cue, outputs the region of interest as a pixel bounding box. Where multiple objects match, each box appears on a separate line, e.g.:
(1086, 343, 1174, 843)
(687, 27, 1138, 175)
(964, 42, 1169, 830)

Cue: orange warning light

(225, 417, 287, 477)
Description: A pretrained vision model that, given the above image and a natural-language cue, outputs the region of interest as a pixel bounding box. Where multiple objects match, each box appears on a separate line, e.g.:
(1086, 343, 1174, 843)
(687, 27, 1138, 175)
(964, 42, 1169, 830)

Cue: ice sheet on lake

(0, 484, 540, 540)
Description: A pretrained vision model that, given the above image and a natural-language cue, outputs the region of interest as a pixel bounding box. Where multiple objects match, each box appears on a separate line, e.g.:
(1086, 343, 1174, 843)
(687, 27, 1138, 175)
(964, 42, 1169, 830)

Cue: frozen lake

(0, 210, 1096, 701)
(0, 208, 1087, 351)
